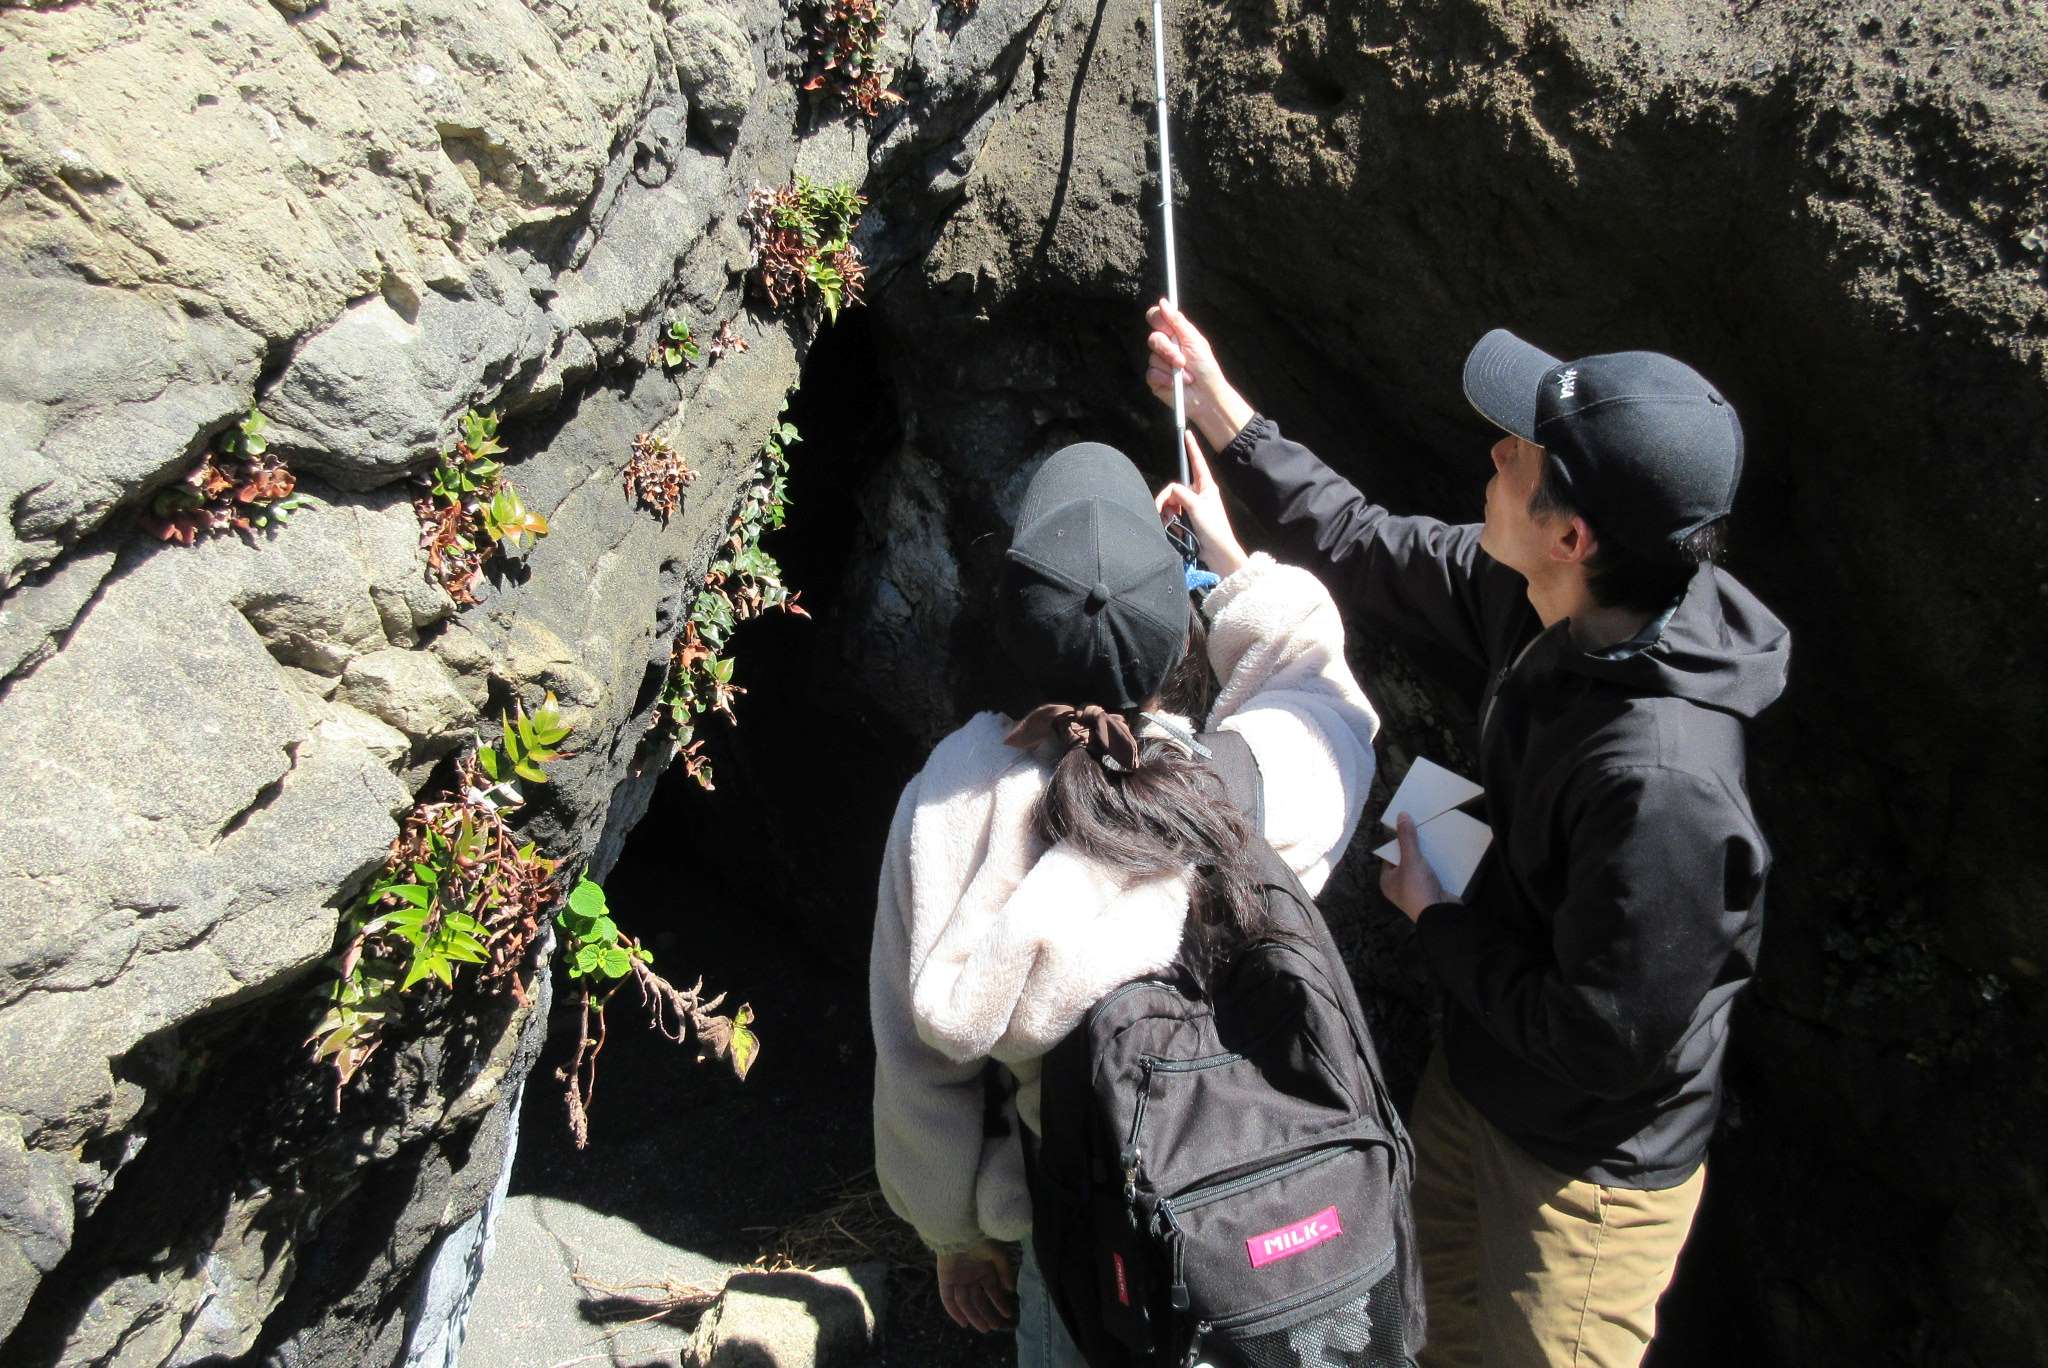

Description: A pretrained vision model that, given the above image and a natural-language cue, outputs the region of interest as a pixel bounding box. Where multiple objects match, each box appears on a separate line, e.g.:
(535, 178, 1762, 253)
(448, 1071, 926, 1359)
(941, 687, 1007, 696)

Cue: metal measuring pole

(1150, 0, 1188, 488)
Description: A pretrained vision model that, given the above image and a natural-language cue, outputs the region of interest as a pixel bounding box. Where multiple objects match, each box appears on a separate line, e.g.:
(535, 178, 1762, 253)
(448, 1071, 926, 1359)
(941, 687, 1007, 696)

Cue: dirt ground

(502, 819, 998, 1368)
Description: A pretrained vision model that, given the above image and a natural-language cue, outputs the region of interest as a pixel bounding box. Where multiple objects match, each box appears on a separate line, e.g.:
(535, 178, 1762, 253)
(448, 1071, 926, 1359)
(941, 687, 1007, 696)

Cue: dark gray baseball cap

(1463, 329, 1744, 560)
(997, 442, 1188, 711)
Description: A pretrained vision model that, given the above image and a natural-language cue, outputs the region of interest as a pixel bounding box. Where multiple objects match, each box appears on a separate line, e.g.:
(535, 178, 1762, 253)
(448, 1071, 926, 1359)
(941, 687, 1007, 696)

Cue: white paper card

(1380, 757, 1485, 830)
(1373, 808, 1494, 898)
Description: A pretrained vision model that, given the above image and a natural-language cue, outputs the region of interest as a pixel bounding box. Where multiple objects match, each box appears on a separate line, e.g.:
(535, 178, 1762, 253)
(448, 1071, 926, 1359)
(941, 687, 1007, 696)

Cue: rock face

(0, 0, 1047, 1360)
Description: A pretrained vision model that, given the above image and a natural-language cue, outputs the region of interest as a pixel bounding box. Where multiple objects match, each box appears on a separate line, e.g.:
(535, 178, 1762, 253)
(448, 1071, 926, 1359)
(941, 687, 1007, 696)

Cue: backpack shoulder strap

(1198, 727, 1265, 831)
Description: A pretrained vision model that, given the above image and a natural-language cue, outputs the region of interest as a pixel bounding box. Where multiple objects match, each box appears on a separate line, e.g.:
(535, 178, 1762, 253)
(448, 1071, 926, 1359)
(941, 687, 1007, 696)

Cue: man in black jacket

(1145, 302, 1790, 1368)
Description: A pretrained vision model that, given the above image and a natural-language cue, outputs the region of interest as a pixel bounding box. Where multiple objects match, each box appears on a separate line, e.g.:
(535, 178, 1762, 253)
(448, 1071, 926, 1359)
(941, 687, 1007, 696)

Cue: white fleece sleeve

(1205, 553, 1380, 894)
(870, 778, 991, 1255)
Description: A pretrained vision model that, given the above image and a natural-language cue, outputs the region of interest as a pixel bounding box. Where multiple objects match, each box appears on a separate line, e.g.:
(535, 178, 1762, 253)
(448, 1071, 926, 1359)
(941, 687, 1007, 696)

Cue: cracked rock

(336, 648, 479, 755)
(0, 1114, 72, 1342)
(670, 3, 758, 139)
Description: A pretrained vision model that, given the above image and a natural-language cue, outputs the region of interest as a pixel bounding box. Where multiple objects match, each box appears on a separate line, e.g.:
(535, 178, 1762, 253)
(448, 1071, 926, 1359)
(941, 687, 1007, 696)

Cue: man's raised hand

(1145, 299, 1257, 451)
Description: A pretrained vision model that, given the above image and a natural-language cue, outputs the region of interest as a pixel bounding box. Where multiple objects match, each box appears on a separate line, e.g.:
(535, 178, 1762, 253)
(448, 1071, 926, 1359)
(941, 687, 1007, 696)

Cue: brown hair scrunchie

(1002, 703, 1143, 772)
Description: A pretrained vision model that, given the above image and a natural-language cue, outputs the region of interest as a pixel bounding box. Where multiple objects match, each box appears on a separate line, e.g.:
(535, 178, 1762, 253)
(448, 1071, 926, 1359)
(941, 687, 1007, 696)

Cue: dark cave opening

(506, 308, 991, 1363)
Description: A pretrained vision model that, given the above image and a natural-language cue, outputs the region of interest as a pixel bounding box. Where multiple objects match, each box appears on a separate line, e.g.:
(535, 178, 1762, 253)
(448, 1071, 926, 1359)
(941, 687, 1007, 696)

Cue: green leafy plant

(428, 409, 506, 502)
(801, 0, 905, 117)
(559, 876, 650, 982)
(653, 316, 701, 370)
(656, 419, 809, 788)
(415, 409, 549, 604)
(553, 875, 759, 1147)
(312, 697, 755, 1142)
(222, 406, 269, 457)
(310, 693, 572, 1091)
(623, 431, 695, 519)
(744, 179, 868, 321)
(482, 484, 549, 556)
(144, 407, 310, 544)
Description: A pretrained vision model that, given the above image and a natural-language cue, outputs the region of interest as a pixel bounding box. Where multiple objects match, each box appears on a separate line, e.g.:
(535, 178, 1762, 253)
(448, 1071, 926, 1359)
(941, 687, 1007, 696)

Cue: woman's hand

(936, 1241, 1016, 1333)
(1156, 432, 1249, 578)
(1146, 299, 1256, 452)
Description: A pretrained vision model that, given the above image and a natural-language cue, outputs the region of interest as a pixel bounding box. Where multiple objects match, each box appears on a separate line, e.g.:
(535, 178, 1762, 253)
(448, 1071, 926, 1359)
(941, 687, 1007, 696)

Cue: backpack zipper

(1202, 1255, 1387, 1333)
(1093, 978, 1170, 1016)
(1166, 1142, 1347, 1213)
(1091, 978, 1182, 1219)
(1121, 1049, 1245, 1214)
(1152, 1200, 1192, 1311)
(1143, 1049, 1246, 1073)
(1122, 1058, 1156, 1221)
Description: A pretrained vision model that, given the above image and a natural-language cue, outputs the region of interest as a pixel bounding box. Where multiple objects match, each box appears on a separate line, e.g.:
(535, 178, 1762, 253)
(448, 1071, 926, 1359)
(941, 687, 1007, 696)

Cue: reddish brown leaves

(144, 449, 302, 545)
(414, 494, 485, 605)
(745, 184, 816, 312)
(674, 738, 715, 790)
(741, 182, 868, 319)
(824, 244, 865, 310)
(672, 621, 716, 674)
(707, 319, 749, 361)
(802, 0, 906, 118)
(622, 432, 695, 519)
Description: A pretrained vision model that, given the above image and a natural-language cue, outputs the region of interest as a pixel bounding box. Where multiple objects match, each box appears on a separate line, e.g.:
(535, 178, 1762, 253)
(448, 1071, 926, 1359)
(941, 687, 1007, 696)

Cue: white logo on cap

(1557, 368, 1579, 401)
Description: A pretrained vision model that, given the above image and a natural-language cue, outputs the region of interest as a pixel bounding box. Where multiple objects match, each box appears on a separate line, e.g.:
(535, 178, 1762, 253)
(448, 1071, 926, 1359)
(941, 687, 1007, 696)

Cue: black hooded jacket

(1221, 416, 1791, 1187)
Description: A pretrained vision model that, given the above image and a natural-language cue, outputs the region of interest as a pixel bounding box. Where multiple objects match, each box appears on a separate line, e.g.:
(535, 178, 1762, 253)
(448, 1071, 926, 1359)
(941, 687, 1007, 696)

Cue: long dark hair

(1030, 604, 1273, 986)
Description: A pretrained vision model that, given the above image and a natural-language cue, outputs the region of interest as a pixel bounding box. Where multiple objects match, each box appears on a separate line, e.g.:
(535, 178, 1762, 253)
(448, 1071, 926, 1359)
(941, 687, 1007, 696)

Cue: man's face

(1478, 433, 1556, 576)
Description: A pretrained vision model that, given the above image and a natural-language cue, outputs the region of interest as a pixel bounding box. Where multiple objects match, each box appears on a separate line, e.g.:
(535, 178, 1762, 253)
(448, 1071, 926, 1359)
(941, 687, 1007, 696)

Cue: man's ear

(1549, 513, 1599, 567)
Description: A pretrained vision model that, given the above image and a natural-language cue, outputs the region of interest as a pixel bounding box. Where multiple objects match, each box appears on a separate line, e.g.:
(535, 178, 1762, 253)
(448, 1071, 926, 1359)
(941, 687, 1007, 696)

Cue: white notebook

(1373, 757, 1492, 898)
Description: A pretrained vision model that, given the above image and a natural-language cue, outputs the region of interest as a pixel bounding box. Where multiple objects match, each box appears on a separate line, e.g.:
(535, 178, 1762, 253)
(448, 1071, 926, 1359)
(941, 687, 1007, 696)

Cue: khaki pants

(1410, 1051, 1705, 1368)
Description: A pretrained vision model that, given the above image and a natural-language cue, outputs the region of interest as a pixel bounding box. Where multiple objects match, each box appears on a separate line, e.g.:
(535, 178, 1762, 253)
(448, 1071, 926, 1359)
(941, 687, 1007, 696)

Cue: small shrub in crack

(311, 697, 756, 1142)
(652, 315, 701, 370)
(800, 0, 905, 118)
(555, 875, 758, 1148)
(415, 409, 549, 605)
(309, 693, 573, 1093)
(743, 177, 867, 321)
(623, 432, 695, 519)
(144, 407, 310, 544)
(707, 318, 749, 361)
(657, 419, 808, 789)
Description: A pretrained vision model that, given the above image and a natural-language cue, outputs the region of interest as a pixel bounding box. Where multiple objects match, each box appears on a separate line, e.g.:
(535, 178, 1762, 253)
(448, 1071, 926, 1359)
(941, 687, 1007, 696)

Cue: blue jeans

(1015, 1240, 1089, 1368)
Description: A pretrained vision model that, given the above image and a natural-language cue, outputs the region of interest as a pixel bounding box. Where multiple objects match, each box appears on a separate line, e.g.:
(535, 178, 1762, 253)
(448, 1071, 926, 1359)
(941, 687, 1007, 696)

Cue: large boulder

(0, 0, 1056, 1356)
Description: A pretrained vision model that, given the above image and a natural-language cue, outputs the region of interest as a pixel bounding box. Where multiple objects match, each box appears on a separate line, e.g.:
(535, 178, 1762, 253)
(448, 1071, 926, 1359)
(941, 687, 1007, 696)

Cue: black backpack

(1027, 730, 1423, 1368)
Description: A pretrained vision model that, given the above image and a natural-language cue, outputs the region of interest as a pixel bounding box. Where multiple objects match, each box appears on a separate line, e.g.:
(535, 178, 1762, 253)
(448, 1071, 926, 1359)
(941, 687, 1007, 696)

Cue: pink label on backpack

(1246, 1206, 1343, 1268)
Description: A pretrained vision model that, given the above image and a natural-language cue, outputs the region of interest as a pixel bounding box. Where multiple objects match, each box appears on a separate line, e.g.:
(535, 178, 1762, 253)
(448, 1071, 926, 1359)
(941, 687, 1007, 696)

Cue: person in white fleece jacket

(869, 436, 1380, 1364)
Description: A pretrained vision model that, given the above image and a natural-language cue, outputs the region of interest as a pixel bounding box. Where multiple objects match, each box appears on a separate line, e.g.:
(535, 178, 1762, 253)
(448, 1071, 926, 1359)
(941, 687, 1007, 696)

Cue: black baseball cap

(1462, 329, 1744, 560)
(997, 442, 1188, 711)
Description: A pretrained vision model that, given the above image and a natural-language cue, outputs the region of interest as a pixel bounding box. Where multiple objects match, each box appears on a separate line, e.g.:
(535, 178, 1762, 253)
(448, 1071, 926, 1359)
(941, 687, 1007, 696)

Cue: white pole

(1150, 0, 1188, 487)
